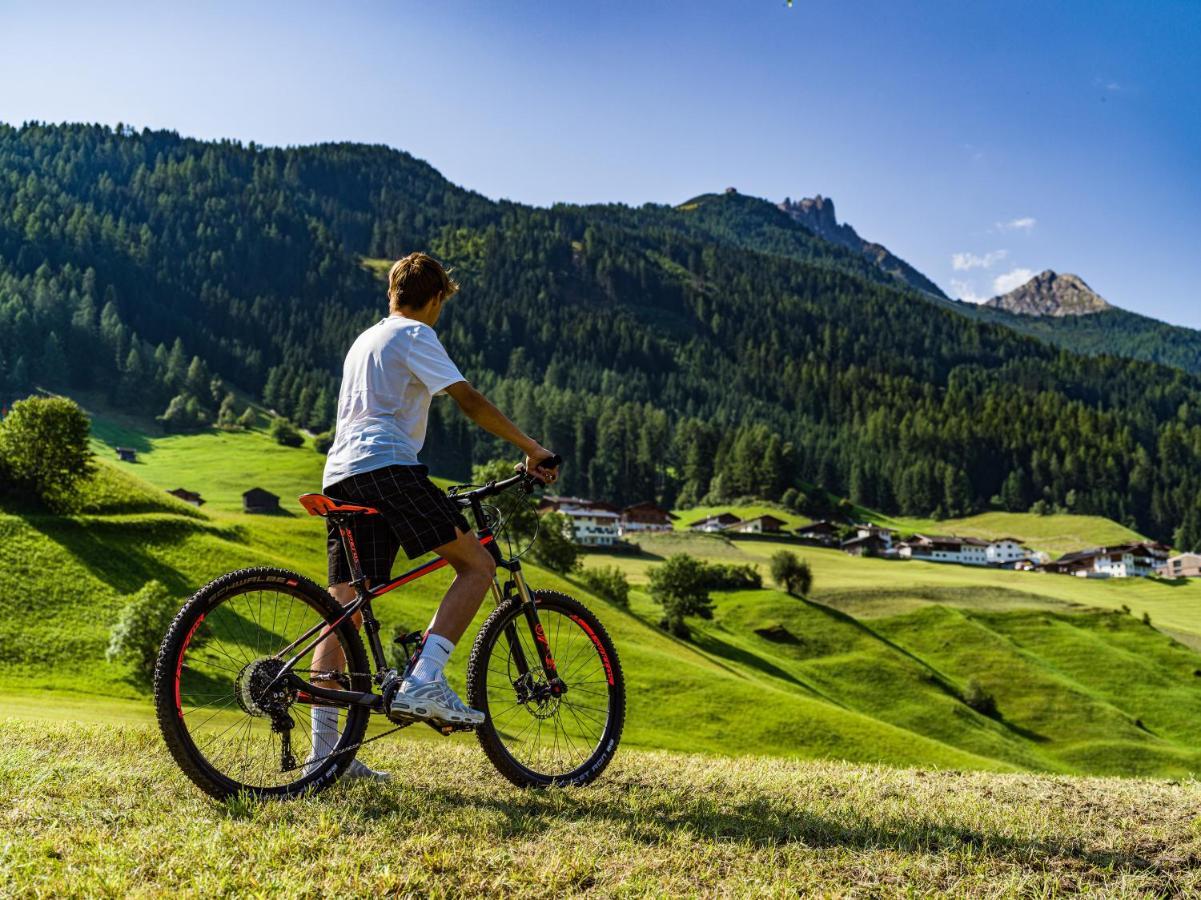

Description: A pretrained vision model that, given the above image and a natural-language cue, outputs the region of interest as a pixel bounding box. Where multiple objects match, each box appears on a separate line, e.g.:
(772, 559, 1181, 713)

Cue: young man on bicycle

(310, 251, 558, 779)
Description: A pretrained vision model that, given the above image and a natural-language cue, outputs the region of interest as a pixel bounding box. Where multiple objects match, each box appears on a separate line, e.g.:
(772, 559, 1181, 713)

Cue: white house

(688, 513, 742, 533)
(556, 505, 621, 547)
(1166, 553, 1201, 578)
(985, 537, 1030, 566)
(1043, 542, 1170, 578)
(724, 514, 788, 535)
(854, 524, 894, 551)
(897, 534, 1034, 568)
(618, 501, 676, 535)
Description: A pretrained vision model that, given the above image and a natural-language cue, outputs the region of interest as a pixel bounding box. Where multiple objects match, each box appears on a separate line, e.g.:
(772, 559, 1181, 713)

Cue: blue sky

(2, 1, 1198, 325)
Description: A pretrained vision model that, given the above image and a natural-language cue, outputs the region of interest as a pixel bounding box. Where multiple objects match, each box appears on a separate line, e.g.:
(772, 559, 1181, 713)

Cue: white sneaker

(389, 675, 485, 725)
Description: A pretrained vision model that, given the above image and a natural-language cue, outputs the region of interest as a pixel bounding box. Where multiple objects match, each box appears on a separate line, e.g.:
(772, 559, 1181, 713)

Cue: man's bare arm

(444, 381, 558, 480)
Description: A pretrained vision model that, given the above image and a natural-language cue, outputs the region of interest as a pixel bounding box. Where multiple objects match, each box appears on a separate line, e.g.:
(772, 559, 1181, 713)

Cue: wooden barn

(242, 487, 280, 514)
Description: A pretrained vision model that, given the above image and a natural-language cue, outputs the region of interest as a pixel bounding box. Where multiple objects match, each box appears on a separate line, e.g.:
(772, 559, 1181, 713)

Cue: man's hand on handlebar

(523, 447, 561, 485)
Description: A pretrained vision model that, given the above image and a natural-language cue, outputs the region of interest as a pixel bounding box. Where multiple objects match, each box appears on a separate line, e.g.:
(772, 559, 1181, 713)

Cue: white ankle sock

(406, 633, 455, 685)
(311, 706, 339, 758)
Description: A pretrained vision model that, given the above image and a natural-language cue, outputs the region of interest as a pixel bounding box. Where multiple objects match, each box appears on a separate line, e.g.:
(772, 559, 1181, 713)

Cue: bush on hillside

(236, 406, 257, 429)
(648, 554, 714, 639)
(157, 393, 208, 431)
(269, 416, 304, 447)
(700, 562, 762, 590)
(215, 392, 239, 428)
(106, 580, 185, 682)
(0, 395, 94, 509)
(963, 678, 998, 718)
(314, 430, 335, 454)
(769, 551, 813, 597)
(580, 565, 630, 608)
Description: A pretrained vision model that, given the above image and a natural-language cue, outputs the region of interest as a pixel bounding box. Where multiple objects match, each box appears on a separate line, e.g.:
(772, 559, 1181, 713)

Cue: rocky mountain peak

(984, 271, 1112, 317)
(779, 195, 841, 239)
(776, 194, 947, 299)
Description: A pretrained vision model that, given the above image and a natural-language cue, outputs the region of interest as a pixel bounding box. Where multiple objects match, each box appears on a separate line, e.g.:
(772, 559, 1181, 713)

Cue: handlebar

(447, 454, 562, 505)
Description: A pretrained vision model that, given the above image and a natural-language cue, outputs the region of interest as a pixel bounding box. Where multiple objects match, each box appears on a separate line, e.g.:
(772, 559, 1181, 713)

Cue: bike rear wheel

(153, 567, 371, 799)
(467, 590, 624, 787)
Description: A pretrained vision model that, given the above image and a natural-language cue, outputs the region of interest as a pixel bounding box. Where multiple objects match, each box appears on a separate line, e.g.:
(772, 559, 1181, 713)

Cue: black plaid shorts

(324, 464, 471, 586)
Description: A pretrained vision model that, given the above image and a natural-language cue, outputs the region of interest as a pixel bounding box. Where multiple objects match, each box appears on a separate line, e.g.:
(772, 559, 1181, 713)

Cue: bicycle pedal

(425, 720, 474, 736)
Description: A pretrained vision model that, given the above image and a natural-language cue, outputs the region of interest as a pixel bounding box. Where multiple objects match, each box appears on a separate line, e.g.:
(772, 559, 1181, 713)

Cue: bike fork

(502, 569, 562, 691)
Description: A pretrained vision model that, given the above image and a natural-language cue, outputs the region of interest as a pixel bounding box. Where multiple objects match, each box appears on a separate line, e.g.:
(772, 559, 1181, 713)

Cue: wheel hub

(235, 658, 294, 717)
(513, 673, 561, 719)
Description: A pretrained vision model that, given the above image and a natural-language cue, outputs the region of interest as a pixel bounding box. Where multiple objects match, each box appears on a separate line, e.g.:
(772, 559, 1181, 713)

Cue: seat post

(332, 513, 368, 589)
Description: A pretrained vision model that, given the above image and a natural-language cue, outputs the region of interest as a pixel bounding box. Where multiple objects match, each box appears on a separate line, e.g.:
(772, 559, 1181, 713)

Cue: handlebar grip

(539, 453, 563, 469)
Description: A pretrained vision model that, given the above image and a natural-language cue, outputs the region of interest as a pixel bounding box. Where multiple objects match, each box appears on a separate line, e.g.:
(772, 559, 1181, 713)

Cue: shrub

(963, 678, 998, 718)
(269, 416, 304, 447)
(648, 554, 714, 639)
(215, 392, 238, 428)
(700, 562, 762, 590)
(314, 430, 335, 454)
(0, 395, 94, 508)
(157, 393, 208, 431)
(106, 580, 184, 682)
(1142, 611, 1152, 626)
(580, 565, 630, 608)
(236, 406, 257, 429)
(769, 551, 813, 597)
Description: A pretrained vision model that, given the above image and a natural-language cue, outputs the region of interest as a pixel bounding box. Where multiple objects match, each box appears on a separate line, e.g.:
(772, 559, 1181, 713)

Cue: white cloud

(952, 249, 1008, 271)
(951, 279, 987, 304)
(993, 268, 1035, 294)
(997, 217, 1037, 233)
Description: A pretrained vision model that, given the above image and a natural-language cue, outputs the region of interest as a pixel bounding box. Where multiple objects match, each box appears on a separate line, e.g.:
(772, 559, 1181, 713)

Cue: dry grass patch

(2, 721, 1201, 897)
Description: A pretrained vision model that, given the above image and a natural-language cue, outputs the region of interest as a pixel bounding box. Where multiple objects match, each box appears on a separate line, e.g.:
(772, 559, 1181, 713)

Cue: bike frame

(271, 488, 559, 712)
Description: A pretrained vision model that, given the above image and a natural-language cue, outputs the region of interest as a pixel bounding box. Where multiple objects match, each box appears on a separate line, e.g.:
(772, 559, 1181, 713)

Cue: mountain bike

(152, 460, 625, 799)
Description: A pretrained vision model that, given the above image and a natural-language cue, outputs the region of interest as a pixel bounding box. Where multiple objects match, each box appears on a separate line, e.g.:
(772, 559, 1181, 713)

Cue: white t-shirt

(322, 316, 465, 488)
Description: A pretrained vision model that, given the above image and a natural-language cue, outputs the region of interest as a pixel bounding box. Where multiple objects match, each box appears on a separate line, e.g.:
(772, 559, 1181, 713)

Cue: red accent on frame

(175, 613, 206, 716)
(571, 614, 614, 686)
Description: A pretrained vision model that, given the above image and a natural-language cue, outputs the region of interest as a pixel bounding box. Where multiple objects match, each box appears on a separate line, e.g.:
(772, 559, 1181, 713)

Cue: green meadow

(0, 409, 1198, 782)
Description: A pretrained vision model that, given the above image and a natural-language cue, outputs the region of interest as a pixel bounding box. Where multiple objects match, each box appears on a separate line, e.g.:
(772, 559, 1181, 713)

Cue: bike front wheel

(467, 590, 625, 787)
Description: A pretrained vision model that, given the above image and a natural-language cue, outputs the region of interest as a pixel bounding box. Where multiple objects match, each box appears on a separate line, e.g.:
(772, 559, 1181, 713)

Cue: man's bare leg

(426, 528, 498, 642)
(311, 581, 360, 679)
(390, 529, 496, 723)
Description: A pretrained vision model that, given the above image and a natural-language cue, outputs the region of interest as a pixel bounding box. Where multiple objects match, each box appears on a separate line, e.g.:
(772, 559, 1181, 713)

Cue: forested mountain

(963, 295, 1201, 376)
(2, 121, 1200, 548)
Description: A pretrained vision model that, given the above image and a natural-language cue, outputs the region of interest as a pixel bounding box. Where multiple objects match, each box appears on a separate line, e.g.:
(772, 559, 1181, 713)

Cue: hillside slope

(8, 418, 1201, 777)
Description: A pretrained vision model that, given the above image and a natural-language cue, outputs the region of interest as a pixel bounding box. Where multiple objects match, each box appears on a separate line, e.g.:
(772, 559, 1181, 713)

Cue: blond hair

(387, 252, 459, 312)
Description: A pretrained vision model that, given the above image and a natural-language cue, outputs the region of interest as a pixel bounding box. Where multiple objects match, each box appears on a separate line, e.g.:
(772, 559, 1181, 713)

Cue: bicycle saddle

(297, 493, 380, 517)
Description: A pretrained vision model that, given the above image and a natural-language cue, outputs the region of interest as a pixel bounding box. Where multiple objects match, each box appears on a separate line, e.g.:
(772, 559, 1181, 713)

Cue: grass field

(6, 411, 1201, 780)
(3, 720, 1200, 897)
